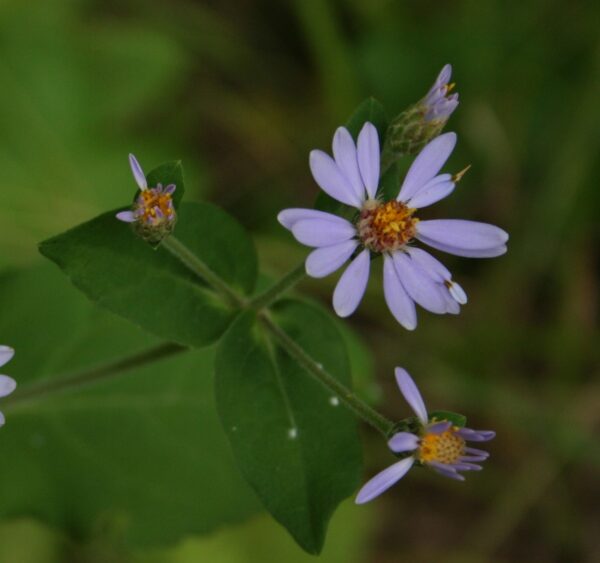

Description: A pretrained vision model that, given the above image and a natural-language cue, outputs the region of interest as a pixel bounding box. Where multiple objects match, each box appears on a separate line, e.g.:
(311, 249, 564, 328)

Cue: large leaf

(40, 200, 258, 348)
(214, 299, 362, 554)
(314, 97, 388, 215)
(0, 266, 260, 547)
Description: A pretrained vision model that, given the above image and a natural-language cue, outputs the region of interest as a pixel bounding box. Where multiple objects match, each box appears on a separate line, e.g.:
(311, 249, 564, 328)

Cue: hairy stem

(161, 236, 247, 308)
(260, 313, 394, 436)
(4, 343, 187, 409)
(249, 262, 306, 310)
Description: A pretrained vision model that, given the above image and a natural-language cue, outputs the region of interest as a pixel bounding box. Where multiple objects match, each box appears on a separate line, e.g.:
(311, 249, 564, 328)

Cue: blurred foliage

(1, 0, 599, 561)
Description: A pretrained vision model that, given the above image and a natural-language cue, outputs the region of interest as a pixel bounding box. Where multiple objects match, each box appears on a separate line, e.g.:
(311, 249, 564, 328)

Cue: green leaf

(145, 160, 185, 209)
(428, 410, 467, 428)
(314, 97, 389, 215)
(214, 300, 362, 555)
(0, 265, 260, 547)
(344, 97, 389, 143)
(39, 201, 258, 347)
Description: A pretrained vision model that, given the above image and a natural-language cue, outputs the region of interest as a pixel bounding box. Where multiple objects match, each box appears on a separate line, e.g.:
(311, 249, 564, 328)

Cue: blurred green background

(0, 0, 598, 561)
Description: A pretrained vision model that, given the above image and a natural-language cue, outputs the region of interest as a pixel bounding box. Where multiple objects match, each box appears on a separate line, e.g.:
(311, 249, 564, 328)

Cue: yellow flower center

(137, 188, 175, 225)
(357, 200, 418, 253)
(417, 428, 465, 465)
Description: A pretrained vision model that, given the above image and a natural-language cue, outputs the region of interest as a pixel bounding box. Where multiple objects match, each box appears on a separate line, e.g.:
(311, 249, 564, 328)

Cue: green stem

(4, 343, 186, 409)
(249, 262, 306, 310)
(161, 236, 247, 308)
(260, 313, 394, 436)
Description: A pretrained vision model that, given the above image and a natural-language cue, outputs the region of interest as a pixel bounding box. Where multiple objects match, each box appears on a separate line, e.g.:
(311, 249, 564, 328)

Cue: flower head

(116, 154, 177, 244)
(0, 346, 17, 426)
(278, 123, 508, 329)
(422, 64, 459, 123)
(383, 64, 459, 159)
(355, 367, 495, 504)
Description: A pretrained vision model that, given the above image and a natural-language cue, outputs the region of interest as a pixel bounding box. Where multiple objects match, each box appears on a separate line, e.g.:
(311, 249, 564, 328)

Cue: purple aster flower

(0, 346, 17, 426)
(278, 123, 508, 329)
(422, 63, 459, 123)
(116, 154, 177, 243)
(355, 367, 495, 504)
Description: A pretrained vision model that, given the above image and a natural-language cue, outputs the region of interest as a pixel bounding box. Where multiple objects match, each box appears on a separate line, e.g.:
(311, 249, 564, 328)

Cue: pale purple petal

(277, 208, 344, 230)
(0, 375, 16, 398)
(464, 447, 490, 457)
(407, 175, 455, 209)
(129, 153, 147, 190)
(457, 428, 496, 442)
(116, 211, 136, 223)
(332, 127, 365, 202)
(397, 132, 457, 202)
(427, 421, 452, 434)
(459, 455, 489, 462)
(305, 240, 358, 278)
(355, 457, 415, 504)
(394, 367, 428, 424)
(0, 346, 14, 368)
(417, 220, 508, 254)
(405, 247, 451, 282)
(448, 281, 467, 304)
(417, 233, 507, 258)
(383, 255, 417, 330)
(333, 249, 370, 317)
(452, 462, 483, 471)
(393, 253, 448, 314)
(310, 150, 363, 208)
(356, 122, 380, 199)
(425, 97, 459, 121)
(428, 462, 466, 481)
(387, 432, 419, 453)
(0, 411, 4, 426)
(291, 218, 356, 247)
(443, 294, 461, 314)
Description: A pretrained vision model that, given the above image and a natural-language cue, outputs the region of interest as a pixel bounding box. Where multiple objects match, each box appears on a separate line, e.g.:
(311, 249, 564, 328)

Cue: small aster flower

(421, 63, 459, 123)
(116, 154, 177, 244)
(355, 367, 495, 504)
(278, 123, 508, 329)
(0, 346, 17, 427)
(384, 64, 459, 159)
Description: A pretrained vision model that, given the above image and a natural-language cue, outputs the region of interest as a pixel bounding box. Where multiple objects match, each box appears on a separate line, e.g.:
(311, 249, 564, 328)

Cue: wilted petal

(333, 249, 370, 317)
(0, 375, 16, 398)
(355, 457, 415, 504)
(332, 127, 364, 202)
(310, 150, 363, 208)
(383, 255, 417, 330)
(356, 122, 380, 199)
(387, 432, 419, 453)
(116, 211, 136, 223)
(394, 367, 428, 424)
(417, 220, 508, 253)
(0, 346, 14, 368)
(429, 462, 465, 481)
(291, 217, 356, 247)
(129, 153, 147, 190)
(393, 253, 448, 314)
(278, 208, 345, 230)
(305, 240, 358, 278)
(407, 174, 455, 208)
(397, 132, 457, 201)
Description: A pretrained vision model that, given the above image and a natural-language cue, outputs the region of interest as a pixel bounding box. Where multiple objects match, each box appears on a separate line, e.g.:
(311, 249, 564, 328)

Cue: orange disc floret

(357, 200, 418, 253)
(417, 428, 465, 465)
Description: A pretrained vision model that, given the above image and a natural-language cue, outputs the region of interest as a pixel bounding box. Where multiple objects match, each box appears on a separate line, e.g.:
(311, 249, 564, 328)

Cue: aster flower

(421, 63, 459, 123)
(383, 64, 459, 160)
(116, 154, 177, 244)
(355, 367, 495, 504)
(0, 346, 17, 426)
(278, 123, 508, 329)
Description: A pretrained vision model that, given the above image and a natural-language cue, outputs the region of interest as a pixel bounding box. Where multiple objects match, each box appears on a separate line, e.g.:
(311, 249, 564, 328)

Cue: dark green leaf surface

(214, 300, 362, 554)
(39, 201, 257, 347)
(429, 410, 467, 428)
(0, 266, 260, 547)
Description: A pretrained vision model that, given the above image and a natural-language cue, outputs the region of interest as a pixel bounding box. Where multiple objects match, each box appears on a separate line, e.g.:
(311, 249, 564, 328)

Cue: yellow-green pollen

(417, 427, 465, 465)
(357, 200, 418, 253)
